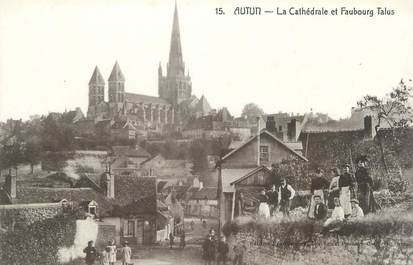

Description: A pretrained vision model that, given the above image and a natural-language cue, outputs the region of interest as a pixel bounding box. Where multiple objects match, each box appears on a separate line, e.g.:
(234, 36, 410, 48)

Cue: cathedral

(87, 3, 211, 131)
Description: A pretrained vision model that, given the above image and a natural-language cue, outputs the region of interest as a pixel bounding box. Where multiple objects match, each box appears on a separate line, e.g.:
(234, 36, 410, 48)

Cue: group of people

(202, 229, 239, 265)
(307, 156, 376, 230)
(256, 178, 297, 219)
(253, 155, 375, 229)
(83, 240, 131, 265)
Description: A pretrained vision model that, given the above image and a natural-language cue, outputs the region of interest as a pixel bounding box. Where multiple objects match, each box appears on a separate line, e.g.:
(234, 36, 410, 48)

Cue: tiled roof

(163, 185, 190, 200)
(125, 93, 169, 105)
(221, 167, 260, 192)
(189, 187, 217, 200)
(0, 186, 112, 216)
(111, 145, 151, 158)
(112, 176, 157, 215)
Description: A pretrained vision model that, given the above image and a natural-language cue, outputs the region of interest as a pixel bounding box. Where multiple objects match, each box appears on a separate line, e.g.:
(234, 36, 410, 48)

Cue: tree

(241, 103, 264, 122)
(189, 140, 209, 177)
(23, 140, 43, 174)
(358, 79, 413, 173)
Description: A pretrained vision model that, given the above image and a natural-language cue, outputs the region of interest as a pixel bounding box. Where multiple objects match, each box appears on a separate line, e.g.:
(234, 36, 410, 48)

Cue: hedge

(0, 215, 76, 265)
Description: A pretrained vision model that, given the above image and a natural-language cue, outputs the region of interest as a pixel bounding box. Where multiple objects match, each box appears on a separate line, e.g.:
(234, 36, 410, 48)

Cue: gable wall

(223, 134, 294, 168)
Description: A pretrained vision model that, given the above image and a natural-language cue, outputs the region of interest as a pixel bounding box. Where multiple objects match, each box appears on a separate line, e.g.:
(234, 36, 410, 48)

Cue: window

(260, 145, 269, 163)
(89, 206, 96, 216)
(279, 125, 283, 132)
(127, 220, 135, 237)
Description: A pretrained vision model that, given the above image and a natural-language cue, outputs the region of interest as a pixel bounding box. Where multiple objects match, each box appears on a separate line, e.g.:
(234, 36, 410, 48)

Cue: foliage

(357, 79, 413, 172)
(270, 157, 310, 190)
(0, 215, 77, 265)
(241, 103, 265, 122)
(227, 208, 413, 265)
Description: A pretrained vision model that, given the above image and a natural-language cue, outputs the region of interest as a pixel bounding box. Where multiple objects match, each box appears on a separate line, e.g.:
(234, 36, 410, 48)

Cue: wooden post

(216, 159, 223, 237)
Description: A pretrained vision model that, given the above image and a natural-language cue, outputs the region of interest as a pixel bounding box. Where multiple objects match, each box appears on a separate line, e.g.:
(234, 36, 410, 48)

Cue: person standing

(83, 240, 98, 265)
(266, 184, 278, 216)
(216, 235, 229, 265)
(101, 247, 111, 265)
(257, 189, 270, 219)
(308, 168, 329, 219)
(180, 230, 186, 249)
(203, 235, 216, 265)
(339, 164, 354, 217)
(278, 178, 296, 217)
(328, 168, 341, 209)
(107, 240, 116, 265)
(355, 156, 374, 215)
(120, 241, 131, 265)
(233, 240, 247, 265)
(169, 232, 175, 249)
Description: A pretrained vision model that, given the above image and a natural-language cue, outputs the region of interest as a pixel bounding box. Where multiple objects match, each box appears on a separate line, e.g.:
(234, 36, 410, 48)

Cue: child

(101, 247, 110, 265)
(120, 241, 131, 265)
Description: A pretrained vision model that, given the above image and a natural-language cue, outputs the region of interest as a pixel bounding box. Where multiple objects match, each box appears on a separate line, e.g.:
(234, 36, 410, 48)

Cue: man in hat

(355, 156, 374, 214)
(349, 199, 364, 220)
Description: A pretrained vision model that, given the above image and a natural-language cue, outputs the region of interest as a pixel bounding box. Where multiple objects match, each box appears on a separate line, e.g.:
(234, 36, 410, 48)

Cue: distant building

(86, 3, 211, 134)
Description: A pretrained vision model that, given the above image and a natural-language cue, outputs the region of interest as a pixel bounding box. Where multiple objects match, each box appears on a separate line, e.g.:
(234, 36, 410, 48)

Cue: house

(110, 120, 137, 141)
(186, 184, 218, 218)
(139, 154, 193, 181)
(0, 172, 173, 246)
(109, 145, 152, 175)
(218, 129, 308, 225)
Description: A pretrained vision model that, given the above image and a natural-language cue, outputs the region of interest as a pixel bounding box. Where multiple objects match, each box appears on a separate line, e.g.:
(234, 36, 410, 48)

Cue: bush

(0, 215, 76, 265)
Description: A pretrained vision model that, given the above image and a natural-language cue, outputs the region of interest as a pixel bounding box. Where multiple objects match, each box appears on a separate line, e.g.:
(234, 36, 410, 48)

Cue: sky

(0, 0, 412, 121)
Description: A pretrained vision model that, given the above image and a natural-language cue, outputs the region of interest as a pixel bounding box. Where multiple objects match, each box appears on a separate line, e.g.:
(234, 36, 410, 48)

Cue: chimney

(364, 115, 374, 139)
(4, 174, 17, 199)
(266, 116, 276, 134)
(199, 181, 204, 190)
(287, 118, 297, 141)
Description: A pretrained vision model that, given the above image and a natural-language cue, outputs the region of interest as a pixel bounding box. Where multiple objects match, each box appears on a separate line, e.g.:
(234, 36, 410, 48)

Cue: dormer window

(87, 200, 98, 217)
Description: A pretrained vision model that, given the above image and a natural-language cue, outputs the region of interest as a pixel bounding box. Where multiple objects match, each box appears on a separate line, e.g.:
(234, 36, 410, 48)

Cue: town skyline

(1, 0, 413, 121)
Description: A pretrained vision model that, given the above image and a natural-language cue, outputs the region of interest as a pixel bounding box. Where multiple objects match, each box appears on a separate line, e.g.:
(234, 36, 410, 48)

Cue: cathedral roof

(195, 95, 212, 115)
(89, 66, 105, 86)
(125, 93, 170, 105)
(108, 61, 125, 82)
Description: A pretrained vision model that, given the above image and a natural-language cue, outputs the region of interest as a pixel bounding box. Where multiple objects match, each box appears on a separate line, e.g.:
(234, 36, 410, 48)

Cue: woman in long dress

(328, 168, 341, 209)
(108, 240, 116, 265)
(257, 190, 270, 219)
(339, 164, 354, 217)
(308, 168, 329, 219)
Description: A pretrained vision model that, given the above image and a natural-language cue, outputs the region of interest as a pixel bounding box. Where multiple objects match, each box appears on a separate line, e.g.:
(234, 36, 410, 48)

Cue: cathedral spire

(89, 66, 105, 86)
(109, 61, 125, 82)
(167, 2, 185, 77)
